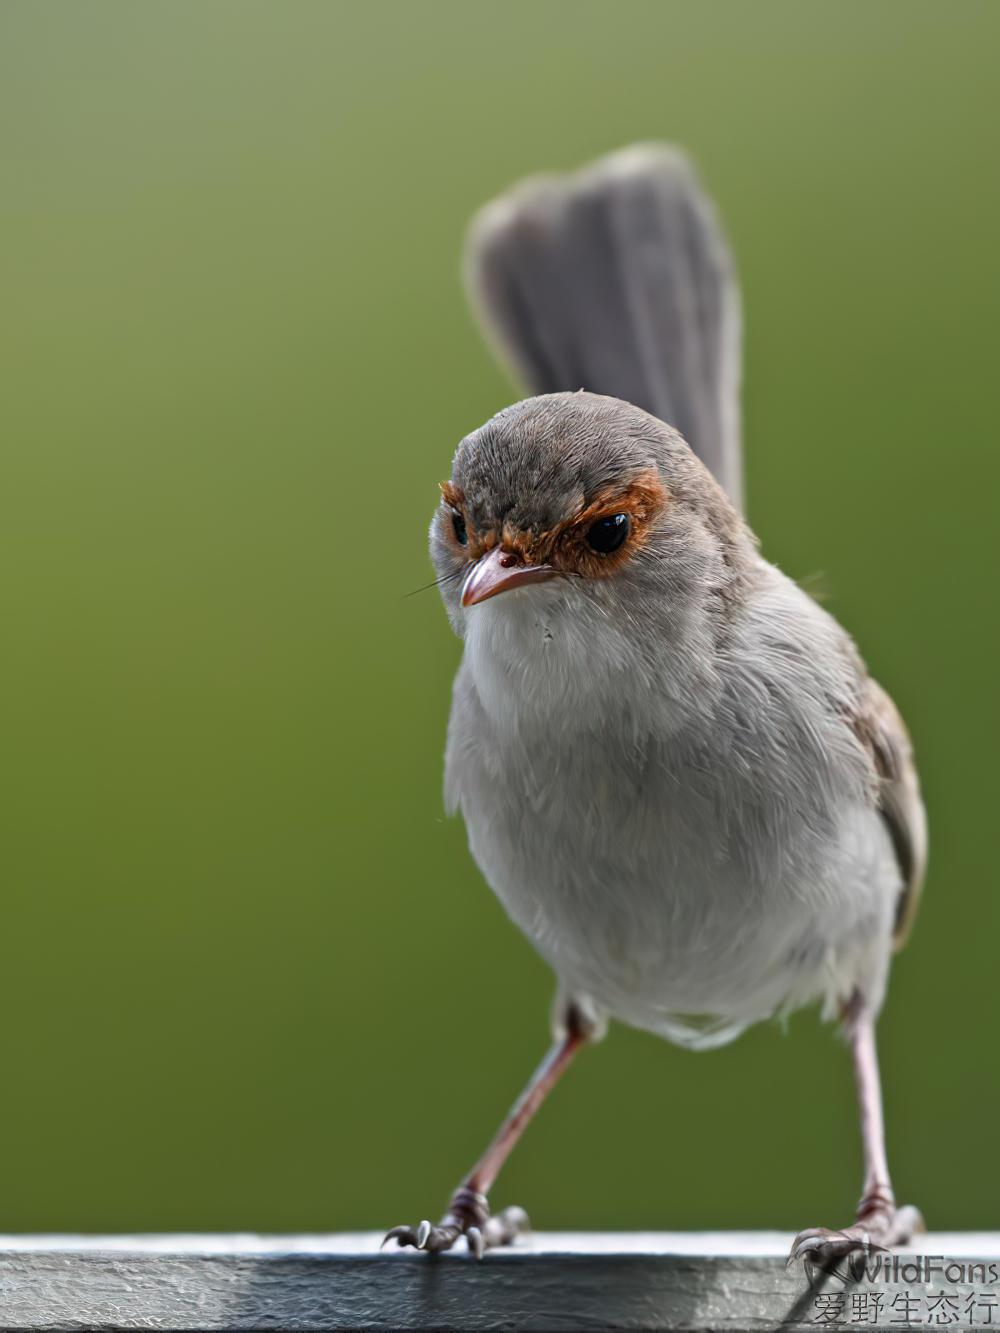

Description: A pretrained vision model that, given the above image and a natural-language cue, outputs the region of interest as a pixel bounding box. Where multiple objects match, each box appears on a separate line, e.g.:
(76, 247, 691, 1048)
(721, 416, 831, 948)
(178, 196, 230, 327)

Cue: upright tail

(464, 143, 744, 510)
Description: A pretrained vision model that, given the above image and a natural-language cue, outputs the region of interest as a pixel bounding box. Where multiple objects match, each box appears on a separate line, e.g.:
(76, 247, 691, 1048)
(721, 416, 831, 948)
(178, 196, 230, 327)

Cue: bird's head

(430, 392, 754, 724)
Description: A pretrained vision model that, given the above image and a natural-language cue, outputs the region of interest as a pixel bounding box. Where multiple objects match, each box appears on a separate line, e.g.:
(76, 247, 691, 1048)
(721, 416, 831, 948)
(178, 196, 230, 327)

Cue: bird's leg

(384, 1006, 590, 1256)
(790, 993, 924, 1268)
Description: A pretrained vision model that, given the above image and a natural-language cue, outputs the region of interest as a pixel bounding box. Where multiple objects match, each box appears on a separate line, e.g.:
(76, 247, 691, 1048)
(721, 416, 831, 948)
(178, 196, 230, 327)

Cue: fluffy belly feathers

(448, 686, 898, 1047)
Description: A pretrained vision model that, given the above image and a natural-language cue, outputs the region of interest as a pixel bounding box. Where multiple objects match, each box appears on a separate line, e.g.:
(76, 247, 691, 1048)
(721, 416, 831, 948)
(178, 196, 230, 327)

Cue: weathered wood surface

(2, 1232, 999, 1330)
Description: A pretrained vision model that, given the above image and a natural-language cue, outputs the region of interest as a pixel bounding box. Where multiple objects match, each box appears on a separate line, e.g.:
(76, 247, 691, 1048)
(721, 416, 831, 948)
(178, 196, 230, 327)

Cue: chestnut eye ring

(586, 512, 629, 553)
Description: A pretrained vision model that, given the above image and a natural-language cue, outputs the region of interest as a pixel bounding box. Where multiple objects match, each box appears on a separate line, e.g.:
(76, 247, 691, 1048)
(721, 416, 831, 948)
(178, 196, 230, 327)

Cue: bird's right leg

(790, 992, 924, 1269)
(383, 1001, 598, 1257)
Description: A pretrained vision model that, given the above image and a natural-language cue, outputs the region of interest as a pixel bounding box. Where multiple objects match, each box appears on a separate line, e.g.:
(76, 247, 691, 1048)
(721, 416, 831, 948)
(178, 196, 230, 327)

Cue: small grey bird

(385, 144, 926, 1266)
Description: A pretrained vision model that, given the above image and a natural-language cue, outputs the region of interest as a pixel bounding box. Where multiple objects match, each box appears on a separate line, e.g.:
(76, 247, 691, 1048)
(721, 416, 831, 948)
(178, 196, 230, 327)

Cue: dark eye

(451, 510, 468, 545)
(586, 512, 629, 553)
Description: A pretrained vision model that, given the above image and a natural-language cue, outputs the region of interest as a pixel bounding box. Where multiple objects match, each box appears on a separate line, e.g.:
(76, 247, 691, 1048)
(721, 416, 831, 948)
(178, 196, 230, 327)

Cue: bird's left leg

(790, 992, 924, 1268)
(384, 1002, 595, 1256)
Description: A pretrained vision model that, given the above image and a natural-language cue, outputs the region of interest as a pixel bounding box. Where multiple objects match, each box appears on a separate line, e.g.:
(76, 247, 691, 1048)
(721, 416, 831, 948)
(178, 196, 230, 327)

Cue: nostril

(498, 551, 520, 569)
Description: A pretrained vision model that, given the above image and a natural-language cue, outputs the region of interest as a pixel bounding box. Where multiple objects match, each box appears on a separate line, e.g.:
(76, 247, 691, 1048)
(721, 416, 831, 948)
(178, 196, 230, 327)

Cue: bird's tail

(464, 143, 744, 510)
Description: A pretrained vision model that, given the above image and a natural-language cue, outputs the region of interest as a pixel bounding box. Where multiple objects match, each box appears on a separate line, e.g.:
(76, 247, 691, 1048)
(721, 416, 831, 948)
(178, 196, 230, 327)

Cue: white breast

(446, 577, 898, 1048)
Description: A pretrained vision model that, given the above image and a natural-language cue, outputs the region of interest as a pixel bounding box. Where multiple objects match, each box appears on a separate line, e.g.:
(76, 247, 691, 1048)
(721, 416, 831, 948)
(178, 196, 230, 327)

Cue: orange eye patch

(439, 469, 668, 574)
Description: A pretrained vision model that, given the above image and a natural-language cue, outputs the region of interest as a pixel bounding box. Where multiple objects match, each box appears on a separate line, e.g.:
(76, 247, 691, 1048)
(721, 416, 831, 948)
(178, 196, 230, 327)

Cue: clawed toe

(789, 1204, 925, 1271)
(483, 1204, 530, 1248)
(381, 1224, 419, 1249)
(381, 1219, 460, 1253)
(382, 1202, 530, 1257)
(789, 1226, 872, 1269)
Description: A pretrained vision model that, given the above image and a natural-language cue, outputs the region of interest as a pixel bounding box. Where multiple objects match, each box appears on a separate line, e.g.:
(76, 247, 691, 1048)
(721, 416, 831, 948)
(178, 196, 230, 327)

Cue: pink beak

(461, 546, 560, 607)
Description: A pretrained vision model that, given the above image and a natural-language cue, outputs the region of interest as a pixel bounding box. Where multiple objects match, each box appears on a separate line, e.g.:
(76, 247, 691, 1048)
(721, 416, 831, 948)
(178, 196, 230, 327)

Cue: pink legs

(384, 1018, 587, 1256)
(851, 1009, 895, 1221)
(790, 995, 923, 1266)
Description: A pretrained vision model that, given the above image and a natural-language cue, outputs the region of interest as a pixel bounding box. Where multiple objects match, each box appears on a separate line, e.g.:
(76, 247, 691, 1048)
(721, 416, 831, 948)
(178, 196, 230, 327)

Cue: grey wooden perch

(2, 1232, 999, 1330)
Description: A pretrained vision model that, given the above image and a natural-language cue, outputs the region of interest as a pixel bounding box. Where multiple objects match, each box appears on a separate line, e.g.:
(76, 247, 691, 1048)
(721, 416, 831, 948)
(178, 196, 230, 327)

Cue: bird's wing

(851, 678, 927, 950)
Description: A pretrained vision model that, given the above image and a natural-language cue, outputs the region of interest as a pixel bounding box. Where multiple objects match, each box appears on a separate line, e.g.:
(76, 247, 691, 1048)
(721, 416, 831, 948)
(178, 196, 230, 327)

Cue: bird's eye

(586, 512, 630, 553)
(451, 510, 468, 545)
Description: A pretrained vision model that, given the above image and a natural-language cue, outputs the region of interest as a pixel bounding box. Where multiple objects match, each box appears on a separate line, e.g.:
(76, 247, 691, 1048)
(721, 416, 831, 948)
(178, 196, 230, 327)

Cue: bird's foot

(383, 1185, 530, 1258)
(789, 1190, 925, 1272)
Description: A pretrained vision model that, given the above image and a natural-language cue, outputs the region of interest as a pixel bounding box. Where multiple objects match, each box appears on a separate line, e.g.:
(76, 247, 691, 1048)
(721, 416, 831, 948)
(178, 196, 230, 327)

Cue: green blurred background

(1, 1, 996, 1235)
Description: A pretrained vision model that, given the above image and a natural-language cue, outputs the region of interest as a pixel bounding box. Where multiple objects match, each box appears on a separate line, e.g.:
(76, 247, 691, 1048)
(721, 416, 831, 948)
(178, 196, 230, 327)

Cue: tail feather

(464, 143, 744, 510)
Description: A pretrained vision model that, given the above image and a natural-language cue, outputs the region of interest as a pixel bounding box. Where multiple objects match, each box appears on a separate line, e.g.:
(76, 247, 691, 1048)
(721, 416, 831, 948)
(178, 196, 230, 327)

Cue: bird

(384, 143, 926, 1267)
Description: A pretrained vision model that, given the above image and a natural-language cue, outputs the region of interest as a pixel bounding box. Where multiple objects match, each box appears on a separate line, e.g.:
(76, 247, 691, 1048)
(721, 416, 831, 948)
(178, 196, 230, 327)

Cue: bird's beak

(461, 546, 560, 607)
